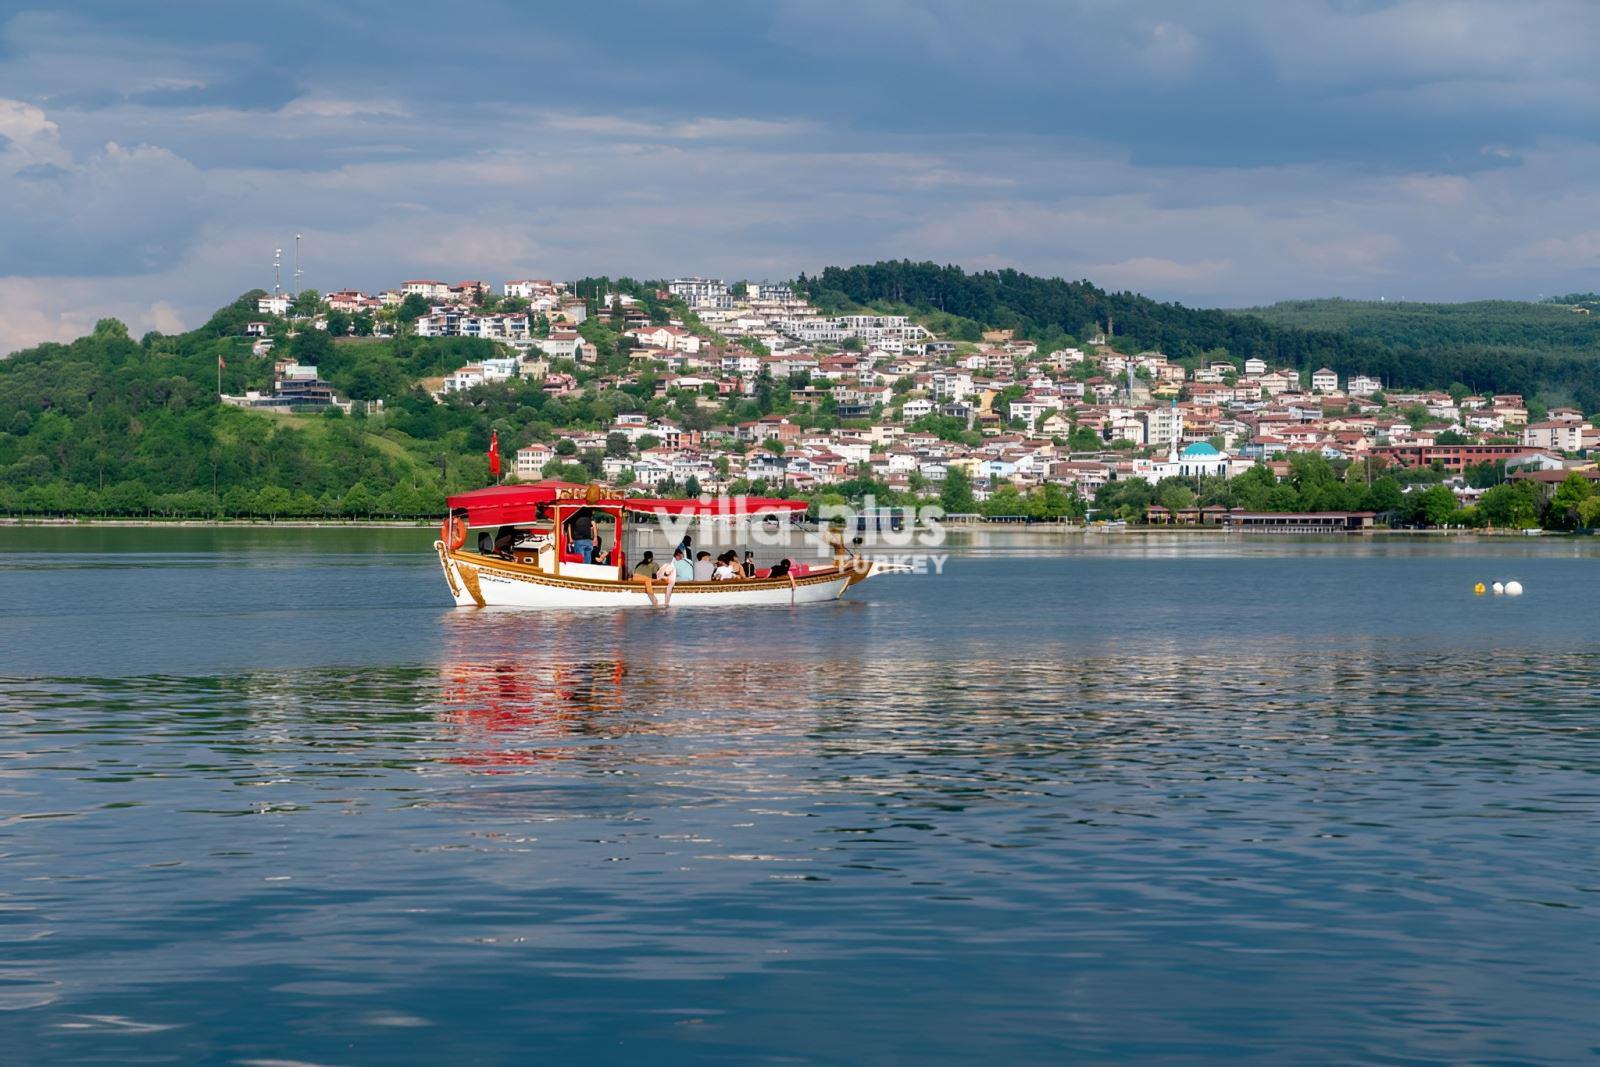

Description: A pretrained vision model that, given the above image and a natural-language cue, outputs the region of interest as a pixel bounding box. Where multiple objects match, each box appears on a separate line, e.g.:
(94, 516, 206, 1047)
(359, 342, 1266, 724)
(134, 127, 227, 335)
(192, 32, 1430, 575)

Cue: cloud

(0, 100, 207, 276)
(0, 97, 66, 163)
(2, 1, 1600, 353)
(277, 95, 410, 120)
(1091, 257, 1234, 289)
(1516, 231, 1600, 266)
(536, 112, 819, 142)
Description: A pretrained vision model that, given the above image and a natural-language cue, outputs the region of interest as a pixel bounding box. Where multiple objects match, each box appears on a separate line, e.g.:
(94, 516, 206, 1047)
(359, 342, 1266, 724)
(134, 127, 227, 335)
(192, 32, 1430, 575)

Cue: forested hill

(803, 261, 1600, 409)
(0, 293, 514, 519)
(1243, 297, 1600, 351)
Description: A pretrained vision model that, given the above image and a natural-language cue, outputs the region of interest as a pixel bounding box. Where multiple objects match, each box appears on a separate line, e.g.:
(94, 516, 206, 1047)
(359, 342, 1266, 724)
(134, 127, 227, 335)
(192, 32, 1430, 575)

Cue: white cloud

(0, 97, 67, 164)
(3, 3, 1600, 352)
(1515, 231, 1600, 266)
(1091, 256, 1233, 288)
(278, 95, 409, 119)
(537, 112, 819, 141)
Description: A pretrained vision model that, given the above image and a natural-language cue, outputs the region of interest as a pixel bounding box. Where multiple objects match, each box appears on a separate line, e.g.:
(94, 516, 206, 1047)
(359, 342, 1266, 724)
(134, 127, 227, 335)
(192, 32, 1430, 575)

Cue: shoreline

(0, 517, 1572, 538)
(0, 517, 436, 529)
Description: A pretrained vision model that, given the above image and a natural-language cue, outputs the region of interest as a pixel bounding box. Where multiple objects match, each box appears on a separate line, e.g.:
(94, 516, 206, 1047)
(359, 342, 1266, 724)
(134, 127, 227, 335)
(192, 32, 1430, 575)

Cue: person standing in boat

(567, 507, 596, 564)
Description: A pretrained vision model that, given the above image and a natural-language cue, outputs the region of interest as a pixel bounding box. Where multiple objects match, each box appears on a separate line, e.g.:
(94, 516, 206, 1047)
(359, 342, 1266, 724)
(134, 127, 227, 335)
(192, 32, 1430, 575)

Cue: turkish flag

(487, 429, 501, 479)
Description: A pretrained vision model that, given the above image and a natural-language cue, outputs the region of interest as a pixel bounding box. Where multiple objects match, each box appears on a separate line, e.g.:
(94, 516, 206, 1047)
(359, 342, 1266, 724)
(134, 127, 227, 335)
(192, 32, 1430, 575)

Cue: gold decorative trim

(446, 549, 852, 596)
(456, 562, 487, 606)
(436, 541, 463, 599)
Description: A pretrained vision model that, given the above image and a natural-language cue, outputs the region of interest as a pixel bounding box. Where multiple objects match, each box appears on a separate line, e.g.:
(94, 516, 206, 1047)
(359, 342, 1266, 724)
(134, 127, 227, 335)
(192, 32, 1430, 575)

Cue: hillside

(1242, 297, 1600, 352)
(0, 281, 752, 519)
(6, 266, 1600, 522)
(0, 294, 515, 519)
(804, 262, 1600, 409)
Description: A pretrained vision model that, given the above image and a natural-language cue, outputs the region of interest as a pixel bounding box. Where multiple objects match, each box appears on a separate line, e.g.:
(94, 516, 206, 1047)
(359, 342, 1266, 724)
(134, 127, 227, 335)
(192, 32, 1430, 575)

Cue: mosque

(1138, 402, 1235, 481)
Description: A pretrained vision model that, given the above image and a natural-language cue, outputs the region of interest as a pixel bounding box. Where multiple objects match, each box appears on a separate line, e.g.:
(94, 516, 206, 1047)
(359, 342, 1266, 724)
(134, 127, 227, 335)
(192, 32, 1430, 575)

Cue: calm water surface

(1, 527, 1597, 1063)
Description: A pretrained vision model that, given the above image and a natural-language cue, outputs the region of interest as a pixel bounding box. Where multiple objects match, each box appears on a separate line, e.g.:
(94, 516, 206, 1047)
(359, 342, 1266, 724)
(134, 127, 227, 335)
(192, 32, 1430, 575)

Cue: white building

(1522, 421, 1584, 452)
(514, 443, 554, 478)
(1311, 367, 1340, 394)
(668, 277, 731, 309)
(402, 280, 452, 300)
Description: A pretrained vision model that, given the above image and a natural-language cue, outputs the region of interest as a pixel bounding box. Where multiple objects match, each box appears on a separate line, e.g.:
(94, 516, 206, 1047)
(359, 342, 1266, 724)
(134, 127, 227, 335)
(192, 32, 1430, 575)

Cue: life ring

(441, 515, 468, 551)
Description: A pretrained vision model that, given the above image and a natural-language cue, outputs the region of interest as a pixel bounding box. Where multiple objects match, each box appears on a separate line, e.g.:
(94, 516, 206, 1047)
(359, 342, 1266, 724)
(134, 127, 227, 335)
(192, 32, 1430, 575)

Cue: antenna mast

(293, 233, 304, 295)
(273, 248, 283, 296)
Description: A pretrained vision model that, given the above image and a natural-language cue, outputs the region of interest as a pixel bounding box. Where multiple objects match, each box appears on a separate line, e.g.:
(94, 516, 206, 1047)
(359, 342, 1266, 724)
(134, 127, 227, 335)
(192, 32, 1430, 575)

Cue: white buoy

(1505, 580, 1523, 597)
(1491, 582, 1505, 595)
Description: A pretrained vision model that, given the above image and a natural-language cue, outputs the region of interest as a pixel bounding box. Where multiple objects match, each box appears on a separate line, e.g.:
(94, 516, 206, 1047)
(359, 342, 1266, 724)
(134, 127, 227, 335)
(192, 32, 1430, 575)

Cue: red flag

(218, 353, 226, 369)
(487, 429, 501, 479)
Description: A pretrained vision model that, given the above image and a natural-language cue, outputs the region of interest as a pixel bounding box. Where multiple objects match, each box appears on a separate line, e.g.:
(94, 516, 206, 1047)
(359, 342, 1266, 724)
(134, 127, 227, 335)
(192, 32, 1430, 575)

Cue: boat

(434, 481, 884, 608)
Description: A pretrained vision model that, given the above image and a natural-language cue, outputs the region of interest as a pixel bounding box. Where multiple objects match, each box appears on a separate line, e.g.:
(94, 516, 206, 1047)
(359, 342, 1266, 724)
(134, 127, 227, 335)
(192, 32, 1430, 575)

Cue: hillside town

(238, 275, 1600, 526)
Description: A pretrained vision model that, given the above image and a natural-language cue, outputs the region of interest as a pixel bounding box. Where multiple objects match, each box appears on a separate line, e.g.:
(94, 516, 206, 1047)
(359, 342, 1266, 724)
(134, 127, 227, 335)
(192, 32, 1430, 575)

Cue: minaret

(1168, 398, 1181, 465)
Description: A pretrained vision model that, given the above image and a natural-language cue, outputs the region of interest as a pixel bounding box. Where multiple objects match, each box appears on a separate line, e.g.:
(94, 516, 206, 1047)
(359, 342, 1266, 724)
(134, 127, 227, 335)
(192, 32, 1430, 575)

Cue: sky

(2, 0, 1598, 354)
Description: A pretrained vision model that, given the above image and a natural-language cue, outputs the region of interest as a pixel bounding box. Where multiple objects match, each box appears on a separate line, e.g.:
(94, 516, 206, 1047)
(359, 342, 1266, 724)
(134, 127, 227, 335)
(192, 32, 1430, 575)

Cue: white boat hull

(436, 542, 870, 608)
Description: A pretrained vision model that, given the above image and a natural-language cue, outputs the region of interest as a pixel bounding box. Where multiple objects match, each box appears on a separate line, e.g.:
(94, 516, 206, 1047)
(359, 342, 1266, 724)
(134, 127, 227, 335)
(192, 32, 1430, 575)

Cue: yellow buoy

(1473, 582, 1486, 596)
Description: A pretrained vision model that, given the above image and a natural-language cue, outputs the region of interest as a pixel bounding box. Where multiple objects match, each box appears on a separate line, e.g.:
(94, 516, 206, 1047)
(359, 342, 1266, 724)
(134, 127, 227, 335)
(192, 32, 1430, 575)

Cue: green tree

(1410, 484, 1459, 527)
(343, 482, 374, 517)
(1544, 472, 1595, 530)
(397, 293, 430, 324)
(1362, 476, 1404, 514)
(290, 290, 323, 318)
(1478, 481, 1541, 529)
(1156, 478, 1196, 511)
(940, 465, 977, 513)
(255, 485, 293, 521)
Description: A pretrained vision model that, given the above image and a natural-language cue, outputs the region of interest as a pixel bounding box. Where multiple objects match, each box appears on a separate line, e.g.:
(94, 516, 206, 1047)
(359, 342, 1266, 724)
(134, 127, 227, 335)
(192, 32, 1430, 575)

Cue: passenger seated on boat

(743, 552, 757, 575)
(592, 539, 610, 566)
(631, 551, 657, 580)
(477, 531, 495, 554)
(768, 558, 792, 579)
(693, 551, 714, 582)
(672, 549, 694, 582)
(712, 554, 737, 580)
(492, 526, 519, 559)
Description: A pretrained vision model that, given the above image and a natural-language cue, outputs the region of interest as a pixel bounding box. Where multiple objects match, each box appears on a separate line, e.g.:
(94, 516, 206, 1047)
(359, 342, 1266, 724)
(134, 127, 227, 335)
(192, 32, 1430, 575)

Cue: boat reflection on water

(432, 610, 815, 772)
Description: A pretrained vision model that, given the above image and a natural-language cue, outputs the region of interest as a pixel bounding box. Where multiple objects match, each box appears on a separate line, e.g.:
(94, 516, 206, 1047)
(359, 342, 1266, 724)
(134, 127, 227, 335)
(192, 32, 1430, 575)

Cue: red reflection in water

(431, 610, 822, 772)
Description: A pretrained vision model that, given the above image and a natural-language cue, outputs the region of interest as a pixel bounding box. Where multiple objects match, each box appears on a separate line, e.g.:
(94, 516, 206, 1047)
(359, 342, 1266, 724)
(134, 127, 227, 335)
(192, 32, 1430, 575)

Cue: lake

(1, 526, 1596, 1063)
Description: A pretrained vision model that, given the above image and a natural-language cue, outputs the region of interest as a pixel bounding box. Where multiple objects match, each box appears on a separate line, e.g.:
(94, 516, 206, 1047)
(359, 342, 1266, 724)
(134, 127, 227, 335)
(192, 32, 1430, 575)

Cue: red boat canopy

(445, 481, 584, 528)
(447, 482, 808, 528)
